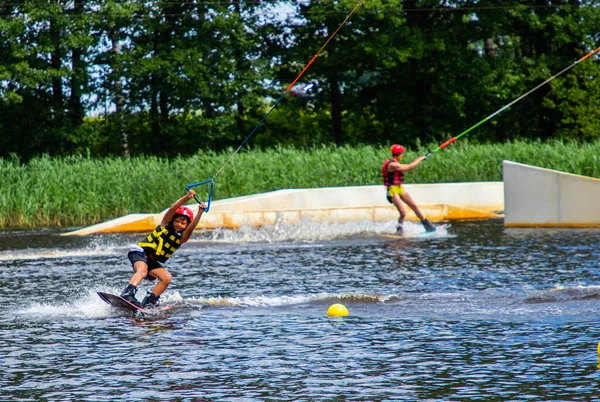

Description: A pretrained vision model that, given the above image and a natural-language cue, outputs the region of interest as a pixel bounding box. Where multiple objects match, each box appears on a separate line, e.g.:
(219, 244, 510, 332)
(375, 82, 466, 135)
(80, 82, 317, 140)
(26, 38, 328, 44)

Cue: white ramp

(63, 183, 504, 235)
(209, 183, 504, 212)
(504, 160, 600, 227)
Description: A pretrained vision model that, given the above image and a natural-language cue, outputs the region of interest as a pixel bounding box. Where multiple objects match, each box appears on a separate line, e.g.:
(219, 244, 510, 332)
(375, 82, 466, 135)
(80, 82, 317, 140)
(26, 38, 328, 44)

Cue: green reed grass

(1, 139, 599, 228)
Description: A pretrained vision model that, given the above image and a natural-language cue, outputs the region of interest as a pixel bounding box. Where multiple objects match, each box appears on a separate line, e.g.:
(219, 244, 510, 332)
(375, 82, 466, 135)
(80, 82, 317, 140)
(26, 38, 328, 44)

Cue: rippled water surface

(2, 219, 600, 401)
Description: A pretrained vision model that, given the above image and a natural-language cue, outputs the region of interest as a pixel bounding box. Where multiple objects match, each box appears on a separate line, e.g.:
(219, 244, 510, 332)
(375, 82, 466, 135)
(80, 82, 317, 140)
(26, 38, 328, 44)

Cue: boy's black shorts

(128, 247, 163, 281)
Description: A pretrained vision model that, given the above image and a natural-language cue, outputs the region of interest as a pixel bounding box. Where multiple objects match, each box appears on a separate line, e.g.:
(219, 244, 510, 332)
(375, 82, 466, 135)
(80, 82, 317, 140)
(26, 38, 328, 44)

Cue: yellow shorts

(386, 185, 404, 203)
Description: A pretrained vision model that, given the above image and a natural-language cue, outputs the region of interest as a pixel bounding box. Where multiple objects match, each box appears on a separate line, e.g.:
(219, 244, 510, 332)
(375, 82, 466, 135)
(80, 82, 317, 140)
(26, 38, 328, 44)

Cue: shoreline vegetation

(1, 140, 599, 229)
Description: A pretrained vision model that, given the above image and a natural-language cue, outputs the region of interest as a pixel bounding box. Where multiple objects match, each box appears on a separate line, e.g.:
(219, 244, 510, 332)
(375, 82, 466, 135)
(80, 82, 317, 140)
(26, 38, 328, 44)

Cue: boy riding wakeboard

(120, 189, 206, 308)
(382, 144, 435, 234)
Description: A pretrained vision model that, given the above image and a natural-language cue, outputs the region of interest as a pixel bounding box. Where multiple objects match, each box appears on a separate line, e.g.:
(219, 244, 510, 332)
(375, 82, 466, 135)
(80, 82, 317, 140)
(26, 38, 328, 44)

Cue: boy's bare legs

(141, 268, 172, 307)
(391, 194, 407, 233)
(121, 261, 172, 308)
(399, 192, 435, 232)
(147, 268, 172, 297)
(120, 260, 149, 306)
(399, 192, 425, 221)
(128, 261, 149, 286)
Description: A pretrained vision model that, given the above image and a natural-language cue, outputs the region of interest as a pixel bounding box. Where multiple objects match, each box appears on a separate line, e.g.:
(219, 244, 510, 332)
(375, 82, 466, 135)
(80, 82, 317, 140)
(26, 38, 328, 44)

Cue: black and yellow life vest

(138, 224, 182, 263)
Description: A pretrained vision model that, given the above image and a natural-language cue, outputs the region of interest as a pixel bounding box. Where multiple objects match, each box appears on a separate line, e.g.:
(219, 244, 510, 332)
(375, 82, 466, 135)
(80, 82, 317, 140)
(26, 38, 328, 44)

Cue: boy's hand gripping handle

(185, 179, 214, 213)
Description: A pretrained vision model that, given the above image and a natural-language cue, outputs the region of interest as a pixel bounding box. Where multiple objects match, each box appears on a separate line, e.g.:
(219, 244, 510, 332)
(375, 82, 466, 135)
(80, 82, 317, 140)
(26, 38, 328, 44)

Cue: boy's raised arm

(181, 202, 206, 244)
(161, 190, 196, 226)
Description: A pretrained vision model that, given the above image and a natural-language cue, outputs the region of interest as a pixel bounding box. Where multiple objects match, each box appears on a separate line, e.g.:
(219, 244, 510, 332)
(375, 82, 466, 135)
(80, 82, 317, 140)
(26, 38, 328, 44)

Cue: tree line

(1, 0, 599, 161)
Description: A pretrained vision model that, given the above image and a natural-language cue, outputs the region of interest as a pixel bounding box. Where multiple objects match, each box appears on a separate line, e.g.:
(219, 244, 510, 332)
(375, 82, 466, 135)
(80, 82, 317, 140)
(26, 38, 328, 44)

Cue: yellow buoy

(327, 303, 348, 317)
(597, 341, 600, 356)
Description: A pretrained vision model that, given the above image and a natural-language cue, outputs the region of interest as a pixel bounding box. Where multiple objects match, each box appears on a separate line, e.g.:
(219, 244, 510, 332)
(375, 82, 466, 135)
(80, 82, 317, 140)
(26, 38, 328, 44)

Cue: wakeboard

(381, 223, 451, 240)
(97, 291, 173, 315)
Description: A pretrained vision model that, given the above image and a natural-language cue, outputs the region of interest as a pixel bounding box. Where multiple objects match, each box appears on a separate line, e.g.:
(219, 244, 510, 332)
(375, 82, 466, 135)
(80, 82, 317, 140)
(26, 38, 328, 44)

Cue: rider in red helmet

(390, 144, 405, 156)
(174, 205, 194, 225)
(120, 189, 206, 308)
(382, 144, 435, 234)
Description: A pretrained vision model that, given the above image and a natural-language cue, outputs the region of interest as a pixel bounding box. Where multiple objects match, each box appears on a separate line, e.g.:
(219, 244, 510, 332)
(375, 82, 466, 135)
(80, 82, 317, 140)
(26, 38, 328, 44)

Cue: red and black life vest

(382, 158, 404, 186)
(138, 224, 182, 263)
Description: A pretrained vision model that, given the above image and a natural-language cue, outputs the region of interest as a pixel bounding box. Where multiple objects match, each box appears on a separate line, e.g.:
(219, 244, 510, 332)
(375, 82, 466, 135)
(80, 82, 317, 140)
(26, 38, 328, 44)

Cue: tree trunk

(485, 38, 498, 57)
(50, 19, 63, 115)
(111, 31, 128, 158)
(68, 0, 84, 127)
(233, 0, 246, 136)
(403, 0, 428, 137)
(330, 75, 343, 145)
(150, 72, 161, 153)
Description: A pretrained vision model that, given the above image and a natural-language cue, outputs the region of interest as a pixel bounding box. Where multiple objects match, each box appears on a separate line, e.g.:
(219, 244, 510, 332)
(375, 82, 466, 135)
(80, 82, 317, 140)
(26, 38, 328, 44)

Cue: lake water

(2, 218, 600, 401)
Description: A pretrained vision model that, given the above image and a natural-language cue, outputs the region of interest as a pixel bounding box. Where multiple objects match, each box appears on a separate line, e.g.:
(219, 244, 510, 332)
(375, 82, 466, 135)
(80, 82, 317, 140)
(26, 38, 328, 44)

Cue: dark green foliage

(1, 1, 599, 160)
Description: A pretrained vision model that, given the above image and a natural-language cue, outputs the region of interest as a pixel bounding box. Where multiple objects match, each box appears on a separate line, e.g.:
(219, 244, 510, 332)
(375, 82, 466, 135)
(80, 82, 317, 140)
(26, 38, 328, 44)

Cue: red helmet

(391, 144, 405, 156)
(174, 206, 194, 222)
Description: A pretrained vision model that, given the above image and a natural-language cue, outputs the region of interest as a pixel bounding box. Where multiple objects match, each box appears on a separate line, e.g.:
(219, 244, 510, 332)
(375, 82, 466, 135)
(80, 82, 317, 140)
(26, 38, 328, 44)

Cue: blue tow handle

(185, 179, 214, 213)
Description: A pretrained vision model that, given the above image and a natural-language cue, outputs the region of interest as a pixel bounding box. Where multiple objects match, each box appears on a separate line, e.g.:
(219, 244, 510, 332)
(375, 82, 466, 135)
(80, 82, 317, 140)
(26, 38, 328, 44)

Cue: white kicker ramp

(503, 160, 600, 227)
(210, 183, 504, 212)
(63, 182, 504, 235)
